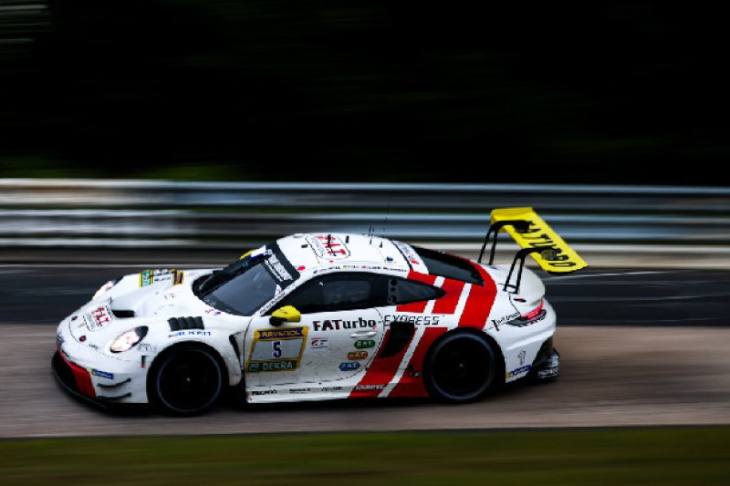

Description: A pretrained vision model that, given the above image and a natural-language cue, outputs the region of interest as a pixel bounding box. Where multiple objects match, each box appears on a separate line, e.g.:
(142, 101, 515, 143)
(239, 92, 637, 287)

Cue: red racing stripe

(432, 278, 464, 314)
(61, 353, 96, 398)
(387, 327, 447, 398)
(458, 264, 497, 329)
(349, 328, 413, 399)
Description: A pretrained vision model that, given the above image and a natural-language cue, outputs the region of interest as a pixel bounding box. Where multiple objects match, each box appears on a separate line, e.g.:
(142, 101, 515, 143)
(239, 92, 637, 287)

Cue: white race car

(52, 207, 587, 416)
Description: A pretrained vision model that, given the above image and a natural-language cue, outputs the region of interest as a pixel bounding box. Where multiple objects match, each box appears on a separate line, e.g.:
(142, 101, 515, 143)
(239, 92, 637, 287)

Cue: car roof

(276, 232, 424, 278)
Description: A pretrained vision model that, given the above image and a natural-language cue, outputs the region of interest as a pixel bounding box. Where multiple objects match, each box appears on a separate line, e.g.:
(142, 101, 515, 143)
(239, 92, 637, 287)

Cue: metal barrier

(2, 179, 730, 266)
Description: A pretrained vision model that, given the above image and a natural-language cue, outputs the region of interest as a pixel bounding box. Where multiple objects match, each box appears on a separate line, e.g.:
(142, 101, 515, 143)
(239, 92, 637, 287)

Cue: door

(243, 272, 387, 387)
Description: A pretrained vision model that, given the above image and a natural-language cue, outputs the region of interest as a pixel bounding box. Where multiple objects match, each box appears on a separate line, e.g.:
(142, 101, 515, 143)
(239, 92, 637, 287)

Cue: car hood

(106, 269, 211, 319)
(63, 269, 217, 349)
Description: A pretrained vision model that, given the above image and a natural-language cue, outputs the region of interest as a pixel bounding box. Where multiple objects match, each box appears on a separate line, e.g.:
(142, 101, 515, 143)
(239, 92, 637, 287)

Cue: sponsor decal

(91, 369, 114, 380)
(538, 367, 559, 379)
(339, 362, 360, 371)
(347, 350, 369, 360)
(248, 360, 297, 372)
(205, 308, 222, 316)
(393, 241, 419, 263)
(250, 390, 277, 396)
(168, 330, 212, 338)
(265, 253, 293, 282)
(308, 234, 350, 259)
(518, 349, 526, 365)
(310, 337, 329, 350)
(321, 386, 343, 392)
(354, 339, 376, 349)
(246, 327, 307, 373)
(355, 384, 385, 391)
(506, 365, 531, 378)
(259, 328, 305, 339)
(492, 312, 520, 328)
(383, 314, 440, 326)
(140, 269, 154, 287)
(289, 388, 311, 394)
(137, 343, 156, 353)
(88, 305, 112, 329)
(313, 318, 376, 331)
(139, 268, 183, 287)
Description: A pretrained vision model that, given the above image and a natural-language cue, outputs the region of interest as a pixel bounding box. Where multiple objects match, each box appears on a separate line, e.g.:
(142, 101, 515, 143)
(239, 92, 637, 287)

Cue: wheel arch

(424, 328, 506, 378)
(146, 340, 232, 414)
(422, 327, 506, 403)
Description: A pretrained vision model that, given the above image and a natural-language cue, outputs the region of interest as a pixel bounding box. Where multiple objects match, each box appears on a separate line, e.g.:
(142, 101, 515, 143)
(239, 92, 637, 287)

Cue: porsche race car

(52, 207, 587, 416)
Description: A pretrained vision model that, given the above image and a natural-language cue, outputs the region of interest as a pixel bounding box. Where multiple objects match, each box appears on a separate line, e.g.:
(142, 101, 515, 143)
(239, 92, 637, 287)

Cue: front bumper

(52, 350, 149, 413)
(54, 315, 152, 410)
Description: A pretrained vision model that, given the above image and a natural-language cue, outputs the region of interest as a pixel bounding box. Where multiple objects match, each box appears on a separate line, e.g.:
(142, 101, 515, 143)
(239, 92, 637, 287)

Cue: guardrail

(2, 179, 730, 265)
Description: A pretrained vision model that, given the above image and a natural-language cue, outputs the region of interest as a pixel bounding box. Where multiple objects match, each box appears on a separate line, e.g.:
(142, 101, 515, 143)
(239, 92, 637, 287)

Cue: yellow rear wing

(479, 207, 588, 274)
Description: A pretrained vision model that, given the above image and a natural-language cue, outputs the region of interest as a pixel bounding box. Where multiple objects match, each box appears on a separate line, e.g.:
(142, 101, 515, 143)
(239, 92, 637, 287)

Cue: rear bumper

(529, 338, 560, 381)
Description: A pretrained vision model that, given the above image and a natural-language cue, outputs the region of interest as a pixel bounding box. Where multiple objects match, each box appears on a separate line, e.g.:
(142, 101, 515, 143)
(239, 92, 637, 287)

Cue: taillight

(506, 300, 546, 327)
(521, 300, 544, 321)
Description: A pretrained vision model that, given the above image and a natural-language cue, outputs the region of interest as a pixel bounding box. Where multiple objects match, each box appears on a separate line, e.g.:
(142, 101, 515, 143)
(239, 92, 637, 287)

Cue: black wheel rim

(156, 349, 222, 414)
(431, 337, 493, 400)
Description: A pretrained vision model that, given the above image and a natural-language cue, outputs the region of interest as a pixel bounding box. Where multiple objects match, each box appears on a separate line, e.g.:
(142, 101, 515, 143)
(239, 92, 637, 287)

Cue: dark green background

(1, 2, 728, 184)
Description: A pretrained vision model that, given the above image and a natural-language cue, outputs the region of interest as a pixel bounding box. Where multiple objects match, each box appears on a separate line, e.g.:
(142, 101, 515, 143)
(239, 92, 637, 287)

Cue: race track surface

(2, 263, 730, 438)
(3, 324, 730, 438)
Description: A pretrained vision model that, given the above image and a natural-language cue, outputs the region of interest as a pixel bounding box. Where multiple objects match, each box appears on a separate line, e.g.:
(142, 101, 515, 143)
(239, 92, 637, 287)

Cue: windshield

(194, 245, 291, 316)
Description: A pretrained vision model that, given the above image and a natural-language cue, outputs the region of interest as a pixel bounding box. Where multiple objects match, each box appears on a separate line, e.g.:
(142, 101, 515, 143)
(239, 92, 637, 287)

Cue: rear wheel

(424, 332, 501, 403)
(148, 344, 225, 416)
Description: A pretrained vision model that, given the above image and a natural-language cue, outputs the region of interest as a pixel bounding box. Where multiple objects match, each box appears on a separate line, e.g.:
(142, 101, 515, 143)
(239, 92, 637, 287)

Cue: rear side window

(413, 246, 483, 285)
(386, 277, 444, 305)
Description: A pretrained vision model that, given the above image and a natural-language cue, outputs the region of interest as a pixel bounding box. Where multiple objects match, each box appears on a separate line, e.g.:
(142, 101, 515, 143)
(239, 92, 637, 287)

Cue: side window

(321, 274, 377, 311)
(277, 279, 327, 314)
(387, 277, 445, 306)
(274, 272, 384, 314)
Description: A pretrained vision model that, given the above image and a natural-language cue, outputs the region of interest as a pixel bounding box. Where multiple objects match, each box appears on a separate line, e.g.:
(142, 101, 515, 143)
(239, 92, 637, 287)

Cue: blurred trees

(1, 1, 728, 184)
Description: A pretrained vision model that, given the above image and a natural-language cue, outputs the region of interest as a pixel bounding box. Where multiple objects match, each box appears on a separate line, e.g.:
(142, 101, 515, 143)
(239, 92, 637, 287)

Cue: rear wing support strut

(503, 246, 554, 293)
(478, 219, 530, 265)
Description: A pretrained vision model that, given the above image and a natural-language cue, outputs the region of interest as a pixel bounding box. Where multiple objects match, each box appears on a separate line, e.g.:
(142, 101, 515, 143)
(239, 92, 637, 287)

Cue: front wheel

(148, 344, 225, 416)
(424, 332, 502, 403)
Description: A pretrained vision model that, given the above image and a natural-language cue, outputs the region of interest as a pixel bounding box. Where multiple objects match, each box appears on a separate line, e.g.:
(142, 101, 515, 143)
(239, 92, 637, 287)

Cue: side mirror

(269, 305, 302, 326)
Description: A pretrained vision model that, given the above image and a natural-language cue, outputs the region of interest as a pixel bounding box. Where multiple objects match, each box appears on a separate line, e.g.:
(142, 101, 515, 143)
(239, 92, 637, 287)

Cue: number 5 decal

(272, 340, 282, 358)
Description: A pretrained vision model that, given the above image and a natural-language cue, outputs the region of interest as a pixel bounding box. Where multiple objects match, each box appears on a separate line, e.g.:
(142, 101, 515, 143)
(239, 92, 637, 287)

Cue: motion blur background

(1, 2, 728, 184)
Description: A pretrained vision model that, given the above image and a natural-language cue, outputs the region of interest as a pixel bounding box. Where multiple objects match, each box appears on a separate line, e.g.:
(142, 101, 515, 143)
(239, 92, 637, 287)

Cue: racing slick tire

(148, 344, 226, 416)
(423, 331, 502, 403)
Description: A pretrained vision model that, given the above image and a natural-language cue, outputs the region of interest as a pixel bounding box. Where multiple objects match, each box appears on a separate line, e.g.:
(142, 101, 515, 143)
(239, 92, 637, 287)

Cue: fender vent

(168, 316, 205, 331)
(377, 321, 415, 359)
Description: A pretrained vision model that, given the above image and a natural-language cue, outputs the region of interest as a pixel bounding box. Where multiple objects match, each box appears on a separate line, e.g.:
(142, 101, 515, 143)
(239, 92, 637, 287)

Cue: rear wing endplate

(478, 207, 588, 276)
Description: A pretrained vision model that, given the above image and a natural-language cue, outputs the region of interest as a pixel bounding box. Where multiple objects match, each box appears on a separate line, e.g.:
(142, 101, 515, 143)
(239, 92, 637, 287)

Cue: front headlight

(93, 278, 120, 300)
(110, 326, 148, 353)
